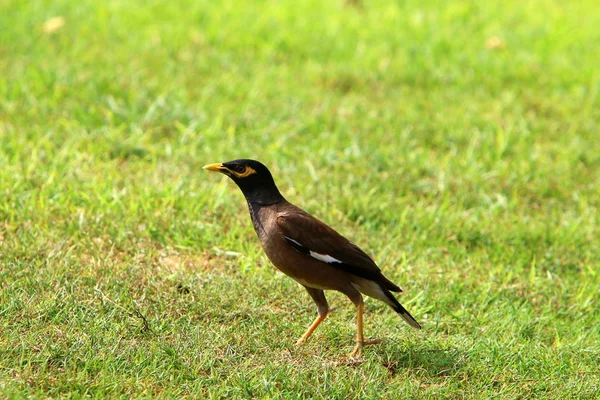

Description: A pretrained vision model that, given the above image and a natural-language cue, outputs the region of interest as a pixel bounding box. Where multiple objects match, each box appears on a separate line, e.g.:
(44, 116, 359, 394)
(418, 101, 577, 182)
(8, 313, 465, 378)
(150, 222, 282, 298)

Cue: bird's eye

(232, 165, 246, 173)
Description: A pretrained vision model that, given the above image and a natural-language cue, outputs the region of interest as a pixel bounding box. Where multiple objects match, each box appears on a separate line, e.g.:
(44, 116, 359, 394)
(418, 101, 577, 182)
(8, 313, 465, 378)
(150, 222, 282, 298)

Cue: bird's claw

(363, 338, 385, 345)
(350, 338, 385, 358)
(350, 345, 363, 359)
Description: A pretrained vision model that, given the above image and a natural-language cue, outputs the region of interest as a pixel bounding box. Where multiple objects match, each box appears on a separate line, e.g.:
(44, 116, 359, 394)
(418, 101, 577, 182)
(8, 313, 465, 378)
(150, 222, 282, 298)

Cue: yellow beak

(202, 163, 226, 172)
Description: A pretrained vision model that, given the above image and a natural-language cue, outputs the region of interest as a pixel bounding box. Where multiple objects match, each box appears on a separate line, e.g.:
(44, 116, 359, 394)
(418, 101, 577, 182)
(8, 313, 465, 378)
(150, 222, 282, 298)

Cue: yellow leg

(350, 303, 384, 358)
(351, 302, 365, 357)
(296, 313, 328, 345)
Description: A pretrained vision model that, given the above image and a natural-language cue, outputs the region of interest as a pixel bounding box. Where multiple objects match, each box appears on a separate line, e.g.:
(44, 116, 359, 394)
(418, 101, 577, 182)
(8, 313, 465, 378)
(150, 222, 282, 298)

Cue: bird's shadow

(377, 346, 465, 377)
(323, 342, 465, 375)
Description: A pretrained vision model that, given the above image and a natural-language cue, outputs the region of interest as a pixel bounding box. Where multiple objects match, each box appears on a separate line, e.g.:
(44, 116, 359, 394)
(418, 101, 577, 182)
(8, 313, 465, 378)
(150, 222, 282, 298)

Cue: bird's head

(203, 159, 284, 205)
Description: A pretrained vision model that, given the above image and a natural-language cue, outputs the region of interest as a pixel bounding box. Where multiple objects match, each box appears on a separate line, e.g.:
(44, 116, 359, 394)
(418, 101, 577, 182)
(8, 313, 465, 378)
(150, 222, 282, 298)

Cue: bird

(203, 159, 421, 357)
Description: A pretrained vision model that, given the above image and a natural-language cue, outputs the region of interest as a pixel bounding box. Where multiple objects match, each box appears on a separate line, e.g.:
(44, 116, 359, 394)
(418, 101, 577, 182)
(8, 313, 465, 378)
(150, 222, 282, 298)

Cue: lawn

(1, 0, 599, 398)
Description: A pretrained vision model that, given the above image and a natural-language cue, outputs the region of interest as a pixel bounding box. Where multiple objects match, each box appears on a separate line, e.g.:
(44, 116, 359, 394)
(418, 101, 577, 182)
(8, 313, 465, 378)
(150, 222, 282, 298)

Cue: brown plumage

(204, 159, 421, 357)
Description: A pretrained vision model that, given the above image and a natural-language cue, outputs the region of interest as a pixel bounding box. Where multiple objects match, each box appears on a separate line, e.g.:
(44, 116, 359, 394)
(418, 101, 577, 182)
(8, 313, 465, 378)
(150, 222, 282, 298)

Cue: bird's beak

(203, 163, 226, 173)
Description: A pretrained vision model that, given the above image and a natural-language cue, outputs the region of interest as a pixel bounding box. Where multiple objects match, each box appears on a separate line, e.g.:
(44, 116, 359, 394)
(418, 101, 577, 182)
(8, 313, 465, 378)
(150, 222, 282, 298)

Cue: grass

(1, 0, 599, 397)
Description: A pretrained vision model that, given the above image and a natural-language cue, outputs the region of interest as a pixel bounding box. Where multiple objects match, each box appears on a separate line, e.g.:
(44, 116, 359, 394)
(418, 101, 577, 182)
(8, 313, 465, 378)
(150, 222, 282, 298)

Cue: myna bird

(204, 159, 421, 357)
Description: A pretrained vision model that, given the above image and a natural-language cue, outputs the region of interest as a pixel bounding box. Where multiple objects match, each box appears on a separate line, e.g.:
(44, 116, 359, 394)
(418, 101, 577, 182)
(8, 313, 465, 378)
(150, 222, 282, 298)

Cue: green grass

(1, 0, 599, 397)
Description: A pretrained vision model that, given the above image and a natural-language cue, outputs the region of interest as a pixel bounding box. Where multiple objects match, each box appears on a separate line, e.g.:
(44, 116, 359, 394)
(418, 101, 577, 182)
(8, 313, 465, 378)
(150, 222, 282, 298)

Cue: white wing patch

(309, 251, 342, 264)
(284, 235, 343, 264)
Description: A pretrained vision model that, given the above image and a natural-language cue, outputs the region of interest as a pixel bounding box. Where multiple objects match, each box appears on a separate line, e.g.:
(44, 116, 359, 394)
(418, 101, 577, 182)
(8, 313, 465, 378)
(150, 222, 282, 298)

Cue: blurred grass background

(1, 0, 599, 398)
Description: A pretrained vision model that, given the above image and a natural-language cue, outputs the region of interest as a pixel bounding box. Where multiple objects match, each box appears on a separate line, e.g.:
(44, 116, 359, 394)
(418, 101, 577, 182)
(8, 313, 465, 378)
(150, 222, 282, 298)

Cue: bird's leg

(351, 301, 365, 357)
(350, 300, 384, 358)
(296, 313, 328, 345)
(296, 287, 329, 345)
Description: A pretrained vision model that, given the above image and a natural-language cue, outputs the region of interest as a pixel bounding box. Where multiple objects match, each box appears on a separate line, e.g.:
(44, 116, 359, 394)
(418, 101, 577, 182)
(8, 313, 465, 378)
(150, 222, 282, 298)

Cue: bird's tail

(351, 277, 422, 329)
(384, 290, 422, 329)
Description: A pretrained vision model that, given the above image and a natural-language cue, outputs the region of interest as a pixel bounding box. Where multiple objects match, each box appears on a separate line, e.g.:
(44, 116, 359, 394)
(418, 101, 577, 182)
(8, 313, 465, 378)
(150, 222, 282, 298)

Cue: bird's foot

(363, 338, 385, 345)
(350, 344, 363, 359)
(350, 338, 385, 358)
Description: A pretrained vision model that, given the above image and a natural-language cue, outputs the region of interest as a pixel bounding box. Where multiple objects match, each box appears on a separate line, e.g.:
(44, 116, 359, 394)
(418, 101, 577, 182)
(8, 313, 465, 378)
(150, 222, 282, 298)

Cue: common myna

(204, 159, 421, 357)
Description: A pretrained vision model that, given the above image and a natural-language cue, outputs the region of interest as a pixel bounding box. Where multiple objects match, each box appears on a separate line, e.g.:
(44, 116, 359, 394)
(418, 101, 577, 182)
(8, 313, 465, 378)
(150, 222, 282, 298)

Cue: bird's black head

(203, 159, 285, 205)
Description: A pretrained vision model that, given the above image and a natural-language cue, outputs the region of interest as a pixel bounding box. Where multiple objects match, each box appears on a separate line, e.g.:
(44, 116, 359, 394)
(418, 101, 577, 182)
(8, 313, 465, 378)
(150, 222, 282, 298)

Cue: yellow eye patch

(230, 166, 257, 178)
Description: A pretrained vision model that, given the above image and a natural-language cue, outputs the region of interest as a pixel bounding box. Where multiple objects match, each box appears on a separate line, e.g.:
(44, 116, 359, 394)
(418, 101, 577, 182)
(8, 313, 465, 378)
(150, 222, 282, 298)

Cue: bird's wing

(276, 210, 402, 292)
